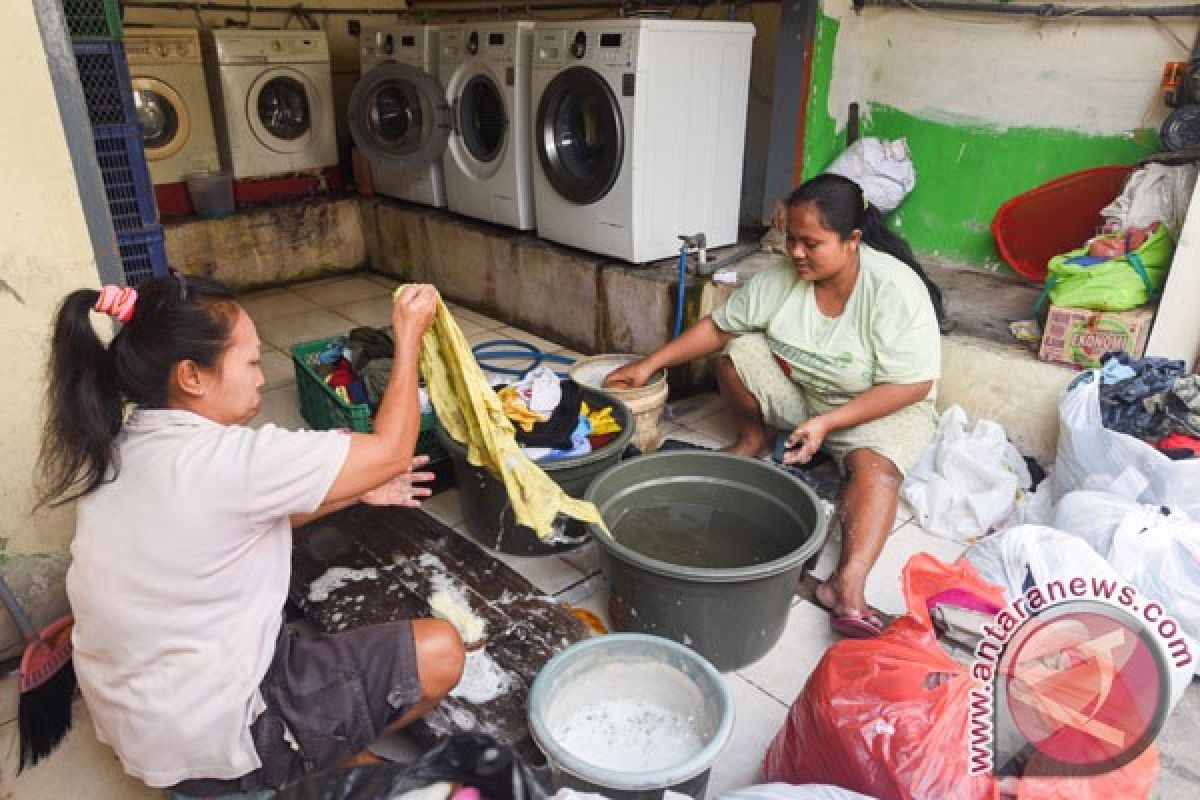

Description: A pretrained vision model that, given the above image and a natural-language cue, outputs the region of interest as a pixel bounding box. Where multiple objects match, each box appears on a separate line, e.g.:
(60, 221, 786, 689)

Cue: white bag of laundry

(824, 137, 916, 213)
(719, 784, 876, 800)
(901, 405, 1031, 543)
(1101, 161, 1200, 240)
(1055, 490, 1200, 676)
(1052, 372, 1200, 518)
(965, 524, 1194, 705)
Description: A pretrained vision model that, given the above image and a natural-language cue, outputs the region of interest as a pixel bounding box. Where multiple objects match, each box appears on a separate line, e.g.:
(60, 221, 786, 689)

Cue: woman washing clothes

(38, 276, 465, 794)
(606, 174, 947, 638)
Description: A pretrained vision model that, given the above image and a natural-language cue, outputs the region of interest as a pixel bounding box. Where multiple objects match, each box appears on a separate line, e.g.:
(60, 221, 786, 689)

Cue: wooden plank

(291, 504, 589, 764)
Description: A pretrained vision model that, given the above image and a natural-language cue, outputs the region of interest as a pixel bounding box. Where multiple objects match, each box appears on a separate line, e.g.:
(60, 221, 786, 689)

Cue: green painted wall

(803, 8, 1160, 270)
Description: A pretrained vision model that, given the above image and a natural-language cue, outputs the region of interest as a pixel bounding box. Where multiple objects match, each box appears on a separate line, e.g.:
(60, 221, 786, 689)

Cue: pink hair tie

(94, 285, 137, 323)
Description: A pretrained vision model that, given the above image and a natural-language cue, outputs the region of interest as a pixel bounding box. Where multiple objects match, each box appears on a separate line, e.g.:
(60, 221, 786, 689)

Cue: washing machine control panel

(534, 29, 633, 68)
(362, 28, 425, 66)
(126, 33, 202, 65)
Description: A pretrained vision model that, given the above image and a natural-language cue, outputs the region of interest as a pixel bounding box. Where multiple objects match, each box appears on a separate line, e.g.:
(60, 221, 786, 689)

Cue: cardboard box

(1039, 304, 1156, 370)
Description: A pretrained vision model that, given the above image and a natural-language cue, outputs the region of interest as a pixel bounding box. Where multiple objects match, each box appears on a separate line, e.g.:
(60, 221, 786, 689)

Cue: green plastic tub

(585, 451, 830, 671)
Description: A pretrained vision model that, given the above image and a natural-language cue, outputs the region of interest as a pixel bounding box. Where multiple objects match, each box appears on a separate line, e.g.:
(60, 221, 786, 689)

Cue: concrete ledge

(165, 196, 365, 289)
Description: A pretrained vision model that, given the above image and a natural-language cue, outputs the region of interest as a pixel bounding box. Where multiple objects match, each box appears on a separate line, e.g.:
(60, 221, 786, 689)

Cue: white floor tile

(421, 489, 465, 530)
(707, 674, 789, 799)
(255, 307, 355, 350)
(863, 520, 969, 616)
(239, 288, 321, 322)
(664, 392, 726, 426)
(807, 505, 914, 583)
(662, 424, 726, 451)
(738, 600, 835, 706)
(260, 348, 296, 389)
(447, 303, 506, 332)
(333, 294, 395, 329)
(682, 410, 739, 448)
(291, 275, 390, 306)
(558, 540, 605, 577)
(365, 272, 402, 290)
(486, 549, 584, 596)
(255, 385, 307, 430)
(496, 326, 567, 357)
(561, 577, 613, 635)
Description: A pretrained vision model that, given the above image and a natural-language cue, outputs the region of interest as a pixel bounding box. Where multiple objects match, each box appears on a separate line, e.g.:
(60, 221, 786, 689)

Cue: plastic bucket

(185, 170, 235, 219)
(435, 386, 635, 555)
(528, 634, 733, 800)
(570, 355, 668, 454)
(585, 451, 830, 671)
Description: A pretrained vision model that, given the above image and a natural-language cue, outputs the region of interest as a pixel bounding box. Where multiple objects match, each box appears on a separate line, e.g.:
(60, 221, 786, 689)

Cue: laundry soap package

(1038, 304, 1155, 370)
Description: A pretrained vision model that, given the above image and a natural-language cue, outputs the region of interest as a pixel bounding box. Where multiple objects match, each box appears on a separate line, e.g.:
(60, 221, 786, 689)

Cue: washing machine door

(536, 66, 623, 206)
(348, 62, 450, 170)
(450, 67, 509, 177)
(132, 77, 191, 161)
(247, 67, 319, 154)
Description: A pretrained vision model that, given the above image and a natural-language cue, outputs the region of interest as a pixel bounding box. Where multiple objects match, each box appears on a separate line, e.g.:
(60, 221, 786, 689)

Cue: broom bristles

(17, 659, 76, 771)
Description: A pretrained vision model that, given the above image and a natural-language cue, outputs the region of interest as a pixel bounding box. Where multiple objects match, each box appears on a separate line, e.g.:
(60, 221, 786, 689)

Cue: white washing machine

(125, 28, 220, 185)
(531, 19, 755, 263)
(349, 25, 449, 207)
(203, 29, 337, 179)
(439, 21, 535, 230)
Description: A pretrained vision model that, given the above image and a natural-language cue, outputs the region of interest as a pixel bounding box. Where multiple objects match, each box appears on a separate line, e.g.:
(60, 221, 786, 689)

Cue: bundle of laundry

(495, 367, 623, 462)
(1094, 352, 1200, 456)
(305, 327, 434, 413)
(1042, 220, 1173, 312)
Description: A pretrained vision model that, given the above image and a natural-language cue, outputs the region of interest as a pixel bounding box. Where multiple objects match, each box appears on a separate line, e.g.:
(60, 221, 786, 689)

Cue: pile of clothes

(304, 327, 431, 413)
(497, 366, 621, 462)
(1096, 352, 1200, 458)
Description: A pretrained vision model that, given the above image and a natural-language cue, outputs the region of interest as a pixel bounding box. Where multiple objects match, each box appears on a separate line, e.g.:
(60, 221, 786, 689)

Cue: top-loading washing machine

(203, 29, 337, 179)
(438, 21, 536, 230)
(349, 25, 450, 207)
(125, 27, 220, 185)
(531, 19, 755, 263)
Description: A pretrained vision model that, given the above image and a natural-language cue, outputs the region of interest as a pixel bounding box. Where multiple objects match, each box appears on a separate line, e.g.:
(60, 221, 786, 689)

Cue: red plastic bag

(762, 554, 1159, 800)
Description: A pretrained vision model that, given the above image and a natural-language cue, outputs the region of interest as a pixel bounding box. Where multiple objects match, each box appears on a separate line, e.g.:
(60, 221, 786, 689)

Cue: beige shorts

(725, 333, 936, 476)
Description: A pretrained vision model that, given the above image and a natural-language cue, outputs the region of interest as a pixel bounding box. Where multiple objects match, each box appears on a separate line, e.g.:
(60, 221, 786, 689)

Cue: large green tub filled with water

(585, 451, 830, 671)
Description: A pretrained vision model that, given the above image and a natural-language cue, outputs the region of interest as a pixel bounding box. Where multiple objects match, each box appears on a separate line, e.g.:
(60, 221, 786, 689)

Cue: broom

(0, 574, 76, 770)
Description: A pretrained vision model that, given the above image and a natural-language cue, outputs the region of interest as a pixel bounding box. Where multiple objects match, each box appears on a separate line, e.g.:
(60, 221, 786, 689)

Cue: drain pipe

(857, 1, 1200, 17)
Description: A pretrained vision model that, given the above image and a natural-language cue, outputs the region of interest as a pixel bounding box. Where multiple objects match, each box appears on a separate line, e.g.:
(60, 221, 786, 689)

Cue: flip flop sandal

(830, 609, 886, 639)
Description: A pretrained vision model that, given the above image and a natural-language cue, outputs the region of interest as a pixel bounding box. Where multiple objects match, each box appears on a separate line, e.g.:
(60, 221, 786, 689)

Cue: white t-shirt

(67, 409, 351, 787)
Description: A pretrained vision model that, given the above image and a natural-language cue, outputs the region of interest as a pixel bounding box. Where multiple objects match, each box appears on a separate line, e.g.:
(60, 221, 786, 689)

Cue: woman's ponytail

(857, 204, 949, 329)
(37, 290, 124, 508)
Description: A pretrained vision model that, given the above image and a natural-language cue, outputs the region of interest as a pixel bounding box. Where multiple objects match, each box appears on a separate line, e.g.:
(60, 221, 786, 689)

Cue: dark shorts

(172, 620, 423, 796)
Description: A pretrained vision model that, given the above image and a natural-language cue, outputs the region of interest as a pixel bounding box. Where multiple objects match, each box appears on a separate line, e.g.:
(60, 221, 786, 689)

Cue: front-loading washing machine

(531, 19, 755, 263)
(203, 29, 337, 179)
(439, 21, 535, 230)
(125, 27, 220, 185)
(349, 25, 450, 207)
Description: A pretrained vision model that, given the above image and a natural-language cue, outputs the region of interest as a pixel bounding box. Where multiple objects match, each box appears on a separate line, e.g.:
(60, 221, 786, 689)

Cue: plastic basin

(585, 451, 830, 671)
(185, 170, 235, 219)
(570, 354, 669, 454)
(435, 386, 635, 555)
(528, 634, 733, 800)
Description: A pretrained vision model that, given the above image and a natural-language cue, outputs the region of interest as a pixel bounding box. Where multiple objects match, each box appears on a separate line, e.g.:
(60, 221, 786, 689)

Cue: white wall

(0, 3, 104, 555)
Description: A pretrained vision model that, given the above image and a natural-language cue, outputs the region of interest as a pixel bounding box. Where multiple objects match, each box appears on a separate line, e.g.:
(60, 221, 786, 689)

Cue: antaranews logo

(966, 577, 1191, 778)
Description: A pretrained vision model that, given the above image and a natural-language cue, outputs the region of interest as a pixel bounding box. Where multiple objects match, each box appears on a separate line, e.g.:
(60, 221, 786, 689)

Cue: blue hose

(471, 338, 575, 379)
(673, 243, 688, 339)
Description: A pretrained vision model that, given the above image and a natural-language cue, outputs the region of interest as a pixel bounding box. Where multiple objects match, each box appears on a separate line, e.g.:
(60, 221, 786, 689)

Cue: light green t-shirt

(711, 244, 941, 411)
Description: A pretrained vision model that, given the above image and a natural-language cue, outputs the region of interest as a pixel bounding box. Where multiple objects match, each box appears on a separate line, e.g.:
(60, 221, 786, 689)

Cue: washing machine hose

(673, 244, 688, 340)
(471, 339, 575, 381)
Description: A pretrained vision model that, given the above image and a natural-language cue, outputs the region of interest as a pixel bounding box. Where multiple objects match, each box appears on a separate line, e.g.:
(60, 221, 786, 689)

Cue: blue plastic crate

(63, 0, 123, 41)
(92, 124, 158, 233)
(73, 41, 137, 126)
(117, 227, 168, 286)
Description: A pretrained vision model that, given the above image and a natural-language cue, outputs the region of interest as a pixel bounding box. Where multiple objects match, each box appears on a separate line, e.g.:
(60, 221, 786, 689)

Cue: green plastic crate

(290, 336, 445, 462)
(63, 0, 123, 41)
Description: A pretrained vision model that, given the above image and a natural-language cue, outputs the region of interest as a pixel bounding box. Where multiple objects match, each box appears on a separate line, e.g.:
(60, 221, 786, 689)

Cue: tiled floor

(0, 272, 964, 799)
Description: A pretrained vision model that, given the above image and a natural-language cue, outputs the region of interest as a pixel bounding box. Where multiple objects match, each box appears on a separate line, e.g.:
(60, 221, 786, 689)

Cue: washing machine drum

(349, 62, 451, 169)
(536, 66, 624, 206)
(457, 73, 508, 164)
(248, 68, 319, 153)
(132, 77, 190, 160)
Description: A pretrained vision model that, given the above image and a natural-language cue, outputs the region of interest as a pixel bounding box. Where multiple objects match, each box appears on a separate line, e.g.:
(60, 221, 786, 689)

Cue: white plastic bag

(1101, 162, 1200, 240)
(902, 405, 1031, 543)
(720, 784, 876, 800)
(515, 365, 562, 414)
(824, 137, 916, 213)
(965, 524, 1193, 705)
(1052, 373, 1200, 518)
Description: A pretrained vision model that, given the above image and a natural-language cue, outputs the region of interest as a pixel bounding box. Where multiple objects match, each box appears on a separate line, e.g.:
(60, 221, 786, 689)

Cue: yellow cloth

(401, 288, 606, 541)
(581, 401, 621, 436)
(497, 386, 547, 432)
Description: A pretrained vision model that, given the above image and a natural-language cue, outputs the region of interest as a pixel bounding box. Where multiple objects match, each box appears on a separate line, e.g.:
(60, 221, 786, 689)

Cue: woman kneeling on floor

(607, 174, 947, 639)
(38, 275, 465, 793)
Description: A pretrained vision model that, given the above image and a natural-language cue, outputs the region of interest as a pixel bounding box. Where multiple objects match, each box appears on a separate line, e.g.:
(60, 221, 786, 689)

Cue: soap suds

(553, 699, 705, 772)
(450, 650, 515, 704)
(307, 567, 379, 603)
